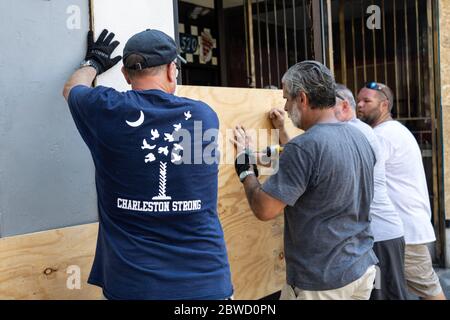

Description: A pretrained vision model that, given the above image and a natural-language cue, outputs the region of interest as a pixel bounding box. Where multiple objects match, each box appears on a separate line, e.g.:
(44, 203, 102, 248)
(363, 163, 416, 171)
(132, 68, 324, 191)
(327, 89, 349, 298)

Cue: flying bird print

(158, 146, 169, 156)
(173, 143, 184, 151)
(150, 129, 160, 140)
(164, 133, 174, 143)
(141, 139, 156, 150)
(184, 111, 192, 120)
(171, 153, 182, 163)
(144, 153, 156, 163)
(173, 123, 182, 131)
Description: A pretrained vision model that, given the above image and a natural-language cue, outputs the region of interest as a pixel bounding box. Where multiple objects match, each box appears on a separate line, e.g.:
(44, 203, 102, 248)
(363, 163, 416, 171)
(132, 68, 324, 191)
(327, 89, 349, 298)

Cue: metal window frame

(430, 0, 446, 267)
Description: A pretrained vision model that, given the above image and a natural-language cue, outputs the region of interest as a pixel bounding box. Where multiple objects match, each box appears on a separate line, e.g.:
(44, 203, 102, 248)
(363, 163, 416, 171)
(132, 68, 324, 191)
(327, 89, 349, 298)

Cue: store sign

(180, 34, 198, 54)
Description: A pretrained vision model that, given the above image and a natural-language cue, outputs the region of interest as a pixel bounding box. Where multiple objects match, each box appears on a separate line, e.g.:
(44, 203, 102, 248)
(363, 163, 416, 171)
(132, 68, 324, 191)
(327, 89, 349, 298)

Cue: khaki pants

(280, 265, 377, 300)
(404, 244, 443, 298)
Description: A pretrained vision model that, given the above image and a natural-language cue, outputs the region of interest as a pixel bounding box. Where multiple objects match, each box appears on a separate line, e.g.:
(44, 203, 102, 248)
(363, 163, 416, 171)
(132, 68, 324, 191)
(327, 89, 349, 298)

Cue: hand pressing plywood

(177, 85, 301, 299)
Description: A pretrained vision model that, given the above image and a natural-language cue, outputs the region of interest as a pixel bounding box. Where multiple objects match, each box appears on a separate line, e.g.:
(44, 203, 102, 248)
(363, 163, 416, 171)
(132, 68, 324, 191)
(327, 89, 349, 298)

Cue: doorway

(175, 0, 446, 266)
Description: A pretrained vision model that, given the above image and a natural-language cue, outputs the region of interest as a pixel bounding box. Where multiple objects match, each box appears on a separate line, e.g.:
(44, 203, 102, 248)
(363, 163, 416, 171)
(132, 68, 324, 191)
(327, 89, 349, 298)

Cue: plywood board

(91, 0, 175, 92)
(0, 86, 302, 300)
(0, 224, 101, 300)
(177, 86, 301, 299)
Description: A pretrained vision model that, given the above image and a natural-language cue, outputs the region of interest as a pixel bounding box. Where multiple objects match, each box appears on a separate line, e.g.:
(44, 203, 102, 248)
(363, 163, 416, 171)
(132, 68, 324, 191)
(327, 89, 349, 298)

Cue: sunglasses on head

(335, 92, 345, 101)
(365, 82, 389, 100)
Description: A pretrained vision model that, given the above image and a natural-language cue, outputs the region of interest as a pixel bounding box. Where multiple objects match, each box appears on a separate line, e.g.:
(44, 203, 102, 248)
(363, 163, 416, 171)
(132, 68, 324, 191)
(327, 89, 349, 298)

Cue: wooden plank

(0, 224, 101, 300)
(0, 86, 301, 300)
(178, 86, 300, 299)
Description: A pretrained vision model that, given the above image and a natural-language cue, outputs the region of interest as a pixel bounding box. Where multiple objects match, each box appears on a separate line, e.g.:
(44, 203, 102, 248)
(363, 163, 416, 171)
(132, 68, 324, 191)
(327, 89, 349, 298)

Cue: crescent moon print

(126, 111, 145, 127)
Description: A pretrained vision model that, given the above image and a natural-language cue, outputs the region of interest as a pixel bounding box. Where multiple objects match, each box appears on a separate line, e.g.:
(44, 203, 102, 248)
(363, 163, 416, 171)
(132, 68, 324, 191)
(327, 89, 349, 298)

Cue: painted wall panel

(0, 1, 176, 237)
(0, 0, 96, 237)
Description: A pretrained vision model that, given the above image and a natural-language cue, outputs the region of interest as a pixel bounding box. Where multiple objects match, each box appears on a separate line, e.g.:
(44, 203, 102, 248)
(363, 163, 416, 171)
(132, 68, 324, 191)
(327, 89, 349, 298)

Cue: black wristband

(234, 152, 259, 178)
(87, 60, 101, 75)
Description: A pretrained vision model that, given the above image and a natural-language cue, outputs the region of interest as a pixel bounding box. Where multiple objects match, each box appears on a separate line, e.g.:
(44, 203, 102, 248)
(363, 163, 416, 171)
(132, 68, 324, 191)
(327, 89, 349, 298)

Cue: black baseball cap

(123, 29, 186, 70)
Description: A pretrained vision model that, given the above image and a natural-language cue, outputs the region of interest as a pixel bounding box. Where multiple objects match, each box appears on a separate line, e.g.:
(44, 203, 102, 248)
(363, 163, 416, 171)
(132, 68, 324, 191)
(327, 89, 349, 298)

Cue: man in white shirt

(357, 82, 446, 300)
(334, 84, 407, 300)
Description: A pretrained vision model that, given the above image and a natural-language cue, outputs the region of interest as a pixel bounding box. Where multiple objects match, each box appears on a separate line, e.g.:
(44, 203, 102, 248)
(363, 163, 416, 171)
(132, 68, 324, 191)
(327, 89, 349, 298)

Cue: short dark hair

(363, 82, 395, 111)
(281, 60, 337, 109)
(123, 54, 167, 79)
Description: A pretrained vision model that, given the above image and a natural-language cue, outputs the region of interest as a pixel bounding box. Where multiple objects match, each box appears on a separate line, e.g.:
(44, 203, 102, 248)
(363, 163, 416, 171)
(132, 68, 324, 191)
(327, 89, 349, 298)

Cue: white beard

(289, 104, 301, 128)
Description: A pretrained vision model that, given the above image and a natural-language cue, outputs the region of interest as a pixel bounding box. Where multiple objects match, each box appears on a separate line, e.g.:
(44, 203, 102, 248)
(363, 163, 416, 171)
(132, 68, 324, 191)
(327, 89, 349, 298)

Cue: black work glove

(85, 29, 122, 75)
(235, 152, 259, 178)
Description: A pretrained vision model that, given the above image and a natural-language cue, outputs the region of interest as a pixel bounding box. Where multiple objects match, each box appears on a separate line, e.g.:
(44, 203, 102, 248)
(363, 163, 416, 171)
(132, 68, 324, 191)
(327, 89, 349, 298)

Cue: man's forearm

(241, 173, 286, 221)
(243, 175, 265, 219)
(63, 66, 97, 101)
(278, 127, 291, 146)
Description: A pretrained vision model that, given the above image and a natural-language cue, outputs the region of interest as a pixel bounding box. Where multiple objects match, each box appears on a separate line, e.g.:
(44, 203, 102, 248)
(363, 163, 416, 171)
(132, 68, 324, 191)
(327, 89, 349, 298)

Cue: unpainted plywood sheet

(0, 86, 301, 299)
(178, 86, 300, 299)
(0, 224, 101, 300)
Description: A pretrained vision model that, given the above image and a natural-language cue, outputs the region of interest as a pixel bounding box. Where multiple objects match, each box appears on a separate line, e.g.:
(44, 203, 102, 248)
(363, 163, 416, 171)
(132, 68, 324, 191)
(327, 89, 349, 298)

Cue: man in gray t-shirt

(263, 122, 378, 292)
(233, 61, 378, 300)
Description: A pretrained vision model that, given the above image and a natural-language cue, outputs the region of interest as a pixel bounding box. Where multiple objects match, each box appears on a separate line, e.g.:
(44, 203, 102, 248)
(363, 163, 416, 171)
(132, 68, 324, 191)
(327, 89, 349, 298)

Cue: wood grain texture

(177, 86, 301, 299)
(0, 224, 101, 300)
(0, 86, 302, 300)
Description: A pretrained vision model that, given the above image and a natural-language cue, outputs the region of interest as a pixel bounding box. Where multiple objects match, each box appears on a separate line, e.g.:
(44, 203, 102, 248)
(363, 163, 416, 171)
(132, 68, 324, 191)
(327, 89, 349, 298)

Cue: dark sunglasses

(365, 82, 389, 100)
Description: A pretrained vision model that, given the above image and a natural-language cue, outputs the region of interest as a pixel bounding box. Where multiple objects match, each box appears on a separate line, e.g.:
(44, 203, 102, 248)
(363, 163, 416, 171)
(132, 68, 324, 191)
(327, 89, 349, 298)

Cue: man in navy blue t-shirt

(62, 28, 233, 300)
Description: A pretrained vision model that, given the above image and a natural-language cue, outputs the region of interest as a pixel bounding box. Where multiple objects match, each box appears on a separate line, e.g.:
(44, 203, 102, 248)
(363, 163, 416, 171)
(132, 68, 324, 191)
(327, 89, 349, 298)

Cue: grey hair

(281, 60, 336, 109)
(336, 84, 356, 110)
